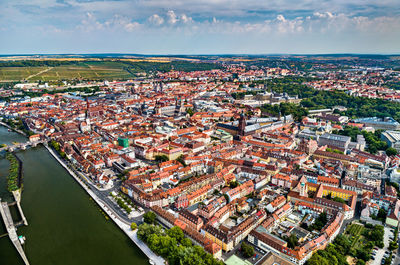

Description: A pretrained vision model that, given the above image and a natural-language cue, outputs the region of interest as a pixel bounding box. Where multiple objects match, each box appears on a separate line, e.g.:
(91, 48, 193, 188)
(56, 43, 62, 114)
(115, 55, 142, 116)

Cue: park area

(307, 222, 384, 265)
(345, 223, 368, 252)
(343, 223, 384, 263)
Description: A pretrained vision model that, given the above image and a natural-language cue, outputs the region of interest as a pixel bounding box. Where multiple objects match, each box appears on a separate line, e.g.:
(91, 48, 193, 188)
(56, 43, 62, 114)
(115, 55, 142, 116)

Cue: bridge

(0, 140, 46, 152)
(0, 198, 30, 265)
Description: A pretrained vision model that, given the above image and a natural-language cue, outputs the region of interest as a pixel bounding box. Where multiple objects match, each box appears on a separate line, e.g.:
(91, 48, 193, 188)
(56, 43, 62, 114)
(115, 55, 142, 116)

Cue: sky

(1, 0, 400, 55)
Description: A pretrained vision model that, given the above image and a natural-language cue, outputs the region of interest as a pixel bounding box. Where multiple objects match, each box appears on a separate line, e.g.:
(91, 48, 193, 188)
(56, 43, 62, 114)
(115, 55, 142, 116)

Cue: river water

(0, 126, 148, 265)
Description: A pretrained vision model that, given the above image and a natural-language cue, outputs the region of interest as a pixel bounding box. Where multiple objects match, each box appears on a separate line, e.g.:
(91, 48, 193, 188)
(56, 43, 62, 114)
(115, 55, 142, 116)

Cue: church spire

(238, 112, 246, 136)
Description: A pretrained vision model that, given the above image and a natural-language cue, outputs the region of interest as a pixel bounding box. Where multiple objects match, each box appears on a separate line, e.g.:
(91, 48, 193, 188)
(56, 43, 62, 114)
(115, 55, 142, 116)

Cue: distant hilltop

(0, 53, 400, 61)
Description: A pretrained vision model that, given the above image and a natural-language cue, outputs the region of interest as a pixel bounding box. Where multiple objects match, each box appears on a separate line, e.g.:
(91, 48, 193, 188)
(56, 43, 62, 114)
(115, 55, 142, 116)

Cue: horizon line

(1, 52, 400, 57)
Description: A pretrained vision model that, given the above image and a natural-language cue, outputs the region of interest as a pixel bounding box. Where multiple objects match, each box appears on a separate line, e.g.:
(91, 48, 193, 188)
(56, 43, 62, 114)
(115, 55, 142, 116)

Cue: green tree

(356, 260, 366, 265)
(377, 209, 387, 221)
(333, 235, 351, 255)
(155, 155, 169, 163)
(167, 226, 184, 242)
(386, 147, 398, 156)
(186, 108, 194, 116)
(176, 155, 187, 167)
(147, 233, 160, 252)
(229, 181, 239, 188)
(332, 197, 346, 204)
(130, 222, 137, 231)
(286, 234, 299, 249)
(181, 237, 192, 247)
(389, 241, 398, 251)
(223, 193, 230, 203)
(356, 249, 370, 261)
(306, 253, 329, 265)
(137, 223, 164, 242)
(241, 242, 254, 258)
(309, 212, 328, 231)
(143, 211, 157, 224)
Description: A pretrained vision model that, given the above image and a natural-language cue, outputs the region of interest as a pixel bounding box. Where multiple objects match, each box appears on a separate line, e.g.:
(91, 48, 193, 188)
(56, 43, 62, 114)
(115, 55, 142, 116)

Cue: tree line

(124, 61, 222, 73)
(240, 77, 400, 122)
(5, 152, 20, 192)
(137, 223, 223, 265)
(332, 126, 398, 155)
(0, 60, 74, 67)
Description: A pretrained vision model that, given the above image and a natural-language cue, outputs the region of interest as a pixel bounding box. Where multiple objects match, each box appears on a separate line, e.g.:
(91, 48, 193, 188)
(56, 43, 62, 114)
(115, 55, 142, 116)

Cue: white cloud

(1, 0, 400, 53)
(124, 22, 140, 32)
(79, 12, 104, 31)
(147, 11, 193, 27)
(148, 14, 164, 25)
(314, 12, 334, 19)
(78, 13, 141, 32)
(276, 14, 286, 22)
(167, 10, 178, 24)
(180, 14, 193, 24)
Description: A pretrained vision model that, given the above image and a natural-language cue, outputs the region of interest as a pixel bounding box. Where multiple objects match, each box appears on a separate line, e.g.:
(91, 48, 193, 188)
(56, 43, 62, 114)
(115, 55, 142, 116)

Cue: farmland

(0, 61, 135, 81)
(0, 66, 49, 81)
(0, 59, 222, 82)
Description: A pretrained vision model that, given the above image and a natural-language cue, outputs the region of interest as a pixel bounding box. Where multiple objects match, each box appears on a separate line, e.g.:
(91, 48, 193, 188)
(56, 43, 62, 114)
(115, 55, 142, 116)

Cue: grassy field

(0, 61, 136, 81)
(0, 59, 222, 82)
(36, 62, 134, 81)
(0, 66, 49, 81)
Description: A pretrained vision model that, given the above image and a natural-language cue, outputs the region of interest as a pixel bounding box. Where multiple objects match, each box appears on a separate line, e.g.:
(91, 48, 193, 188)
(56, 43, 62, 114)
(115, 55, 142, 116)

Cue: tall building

(238, 113, 246, 136)
(318, 133, 351, 150)
(354, 117, 400, 130)
(85, 97, 91, 132)
(381, 130, 400, 152)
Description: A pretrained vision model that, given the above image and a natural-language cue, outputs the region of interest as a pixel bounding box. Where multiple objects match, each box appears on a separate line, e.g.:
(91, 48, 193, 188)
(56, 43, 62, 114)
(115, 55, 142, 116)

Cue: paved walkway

(0, 200, 30, 265)
(45, 146, 165, 265)
(12, 190, 28, 226)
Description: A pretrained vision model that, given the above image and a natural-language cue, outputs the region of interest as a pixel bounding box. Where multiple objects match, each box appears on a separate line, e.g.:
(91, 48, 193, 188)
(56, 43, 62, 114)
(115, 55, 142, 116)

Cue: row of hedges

(110, 193, 132, 214)
(49, 140, 67, 159)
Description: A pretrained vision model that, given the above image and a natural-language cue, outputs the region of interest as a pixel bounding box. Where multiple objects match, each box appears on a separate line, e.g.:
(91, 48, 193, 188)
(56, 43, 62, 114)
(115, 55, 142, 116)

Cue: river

(0, 126, 148, 265)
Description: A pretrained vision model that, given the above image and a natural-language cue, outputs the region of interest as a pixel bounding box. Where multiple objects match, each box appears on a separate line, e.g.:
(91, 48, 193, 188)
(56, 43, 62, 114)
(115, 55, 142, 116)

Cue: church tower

(298, 176, 308, 197)
(85, 97, 91, 132)
(238, 113, 246, 136)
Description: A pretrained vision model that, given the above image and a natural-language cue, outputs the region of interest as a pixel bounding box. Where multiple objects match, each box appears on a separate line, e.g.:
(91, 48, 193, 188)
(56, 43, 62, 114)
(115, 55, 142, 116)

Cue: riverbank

(44, 145, 165, 265)
(0, 122, 27, 137)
